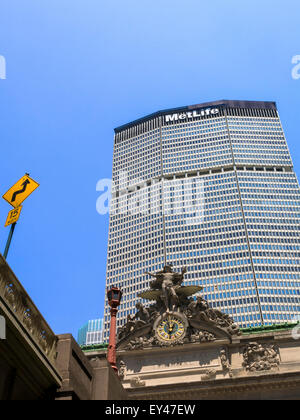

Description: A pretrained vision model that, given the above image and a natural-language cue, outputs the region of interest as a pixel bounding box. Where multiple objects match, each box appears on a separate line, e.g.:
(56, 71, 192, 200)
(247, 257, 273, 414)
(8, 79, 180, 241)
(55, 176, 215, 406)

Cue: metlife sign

(164, 107, 220, 123)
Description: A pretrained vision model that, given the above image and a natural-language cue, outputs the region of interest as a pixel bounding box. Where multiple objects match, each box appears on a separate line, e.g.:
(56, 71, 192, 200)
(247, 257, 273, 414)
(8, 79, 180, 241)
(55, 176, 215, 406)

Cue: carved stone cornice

(127, 371, 300, 400)
(0, 254, 57, 365)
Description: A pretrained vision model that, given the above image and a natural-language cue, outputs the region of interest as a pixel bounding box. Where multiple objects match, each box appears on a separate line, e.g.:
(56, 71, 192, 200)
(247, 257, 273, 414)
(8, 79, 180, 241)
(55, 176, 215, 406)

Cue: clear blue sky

(0, 1, 299, 338)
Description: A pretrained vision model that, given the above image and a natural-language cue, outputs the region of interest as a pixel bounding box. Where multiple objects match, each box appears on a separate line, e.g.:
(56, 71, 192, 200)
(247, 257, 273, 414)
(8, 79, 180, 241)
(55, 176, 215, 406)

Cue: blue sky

(0, 0, 299, 338)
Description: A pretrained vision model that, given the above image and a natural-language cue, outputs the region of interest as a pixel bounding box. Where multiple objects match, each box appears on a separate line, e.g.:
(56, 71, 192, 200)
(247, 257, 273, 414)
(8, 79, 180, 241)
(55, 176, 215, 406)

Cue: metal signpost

(2, 174, 39, 259)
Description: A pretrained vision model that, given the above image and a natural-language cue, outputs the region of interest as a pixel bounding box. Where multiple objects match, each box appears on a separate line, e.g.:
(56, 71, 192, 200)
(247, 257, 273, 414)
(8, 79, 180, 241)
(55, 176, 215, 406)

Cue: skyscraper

(103, 100, 300, 342)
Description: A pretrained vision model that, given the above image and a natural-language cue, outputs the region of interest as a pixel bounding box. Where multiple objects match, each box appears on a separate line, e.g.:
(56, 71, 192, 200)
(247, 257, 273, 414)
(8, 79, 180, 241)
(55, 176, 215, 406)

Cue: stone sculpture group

(117, 265, 240, 350)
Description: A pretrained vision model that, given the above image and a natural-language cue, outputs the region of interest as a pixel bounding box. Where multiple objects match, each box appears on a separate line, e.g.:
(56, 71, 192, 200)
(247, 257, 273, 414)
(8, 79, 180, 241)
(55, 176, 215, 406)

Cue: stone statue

(220, 348, 233, 377)
(117, 314, 136, 340)
(118, 360, 126, 380)
(130, 376, 145, 388)
(146, 265, 187, 312)
(201, 369, 217, 381)
(187, 295, 240, 336)
(190, 329, 216, 343)
(134, 302, 150, 325)
(243, 342, 280, 372)
(124, 335, 156, 351)
(187, 296, 210, 321)
(117, 266, 240, 349)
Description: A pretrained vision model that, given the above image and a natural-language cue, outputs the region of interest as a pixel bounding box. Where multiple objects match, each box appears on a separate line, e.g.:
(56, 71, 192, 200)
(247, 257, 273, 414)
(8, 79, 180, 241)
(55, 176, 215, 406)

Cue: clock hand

(168, 316, 173, 332)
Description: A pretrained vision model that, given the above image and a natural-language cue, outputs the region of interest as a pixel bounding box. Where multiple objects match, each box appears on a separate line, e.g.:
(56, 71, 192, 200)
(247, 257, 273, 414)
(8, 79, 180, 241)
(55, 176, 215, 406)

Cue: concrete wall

(55, 335, 127, 400)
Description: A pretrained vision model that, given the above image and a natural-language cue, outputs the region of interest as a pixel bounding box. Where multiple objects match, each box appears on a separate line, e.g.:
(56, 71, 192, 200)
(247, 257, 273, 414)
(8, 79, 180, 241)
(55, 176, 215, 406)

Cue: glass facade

(77, 318, 104, 346)
(103, 100, 300, 342)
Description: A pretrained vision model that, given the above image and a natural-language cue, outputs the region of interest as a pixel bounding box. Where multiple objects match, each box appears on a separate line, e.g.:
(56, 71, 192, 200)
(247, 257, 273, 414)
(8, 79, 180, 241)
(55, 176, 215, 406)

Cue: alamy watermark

(292, 55, 300, 80)
(0, 315, 6, 340)
(0, 55, 6, 79)
(292, 315, 300, 340)
(96, 172, 205, 226)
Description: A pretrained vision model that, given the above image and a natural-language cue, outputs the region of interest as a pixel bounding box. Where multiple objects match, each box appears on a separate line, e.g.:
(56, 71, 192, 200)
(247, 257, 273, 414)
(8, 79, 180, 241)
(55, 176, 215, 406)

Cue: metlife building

(103, 100, 300, 342)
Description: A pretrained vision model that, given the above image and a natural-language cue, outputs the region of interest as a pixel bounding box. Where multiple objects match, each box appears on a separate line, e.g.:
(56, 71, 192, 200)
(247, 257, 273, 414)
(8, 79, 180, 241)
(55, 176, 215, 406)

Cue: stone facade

(0, 255, 61, 400)
(2, 253, 300, 400)
(85, 325, 300, 400)
(119, 327, 300, 399)
(55, 335, 127, 401)
(89, 265, 300, 400)
(0, 255, 127, 401)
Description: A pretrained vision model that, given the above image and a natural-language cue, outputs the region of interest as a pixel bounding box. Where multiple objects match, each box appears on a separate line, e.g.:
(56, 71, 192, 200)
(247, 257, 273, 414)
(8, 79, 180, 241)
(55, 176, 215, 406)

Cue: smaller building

(78, 319, 104, 346)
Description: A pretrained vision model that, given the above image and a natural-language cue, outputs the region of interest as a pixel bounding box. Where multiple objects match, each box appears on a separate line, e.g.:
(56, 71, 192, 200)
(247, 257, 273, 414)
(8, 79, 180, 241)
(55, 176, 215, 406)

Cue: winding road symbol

(11, 179, 30, 203)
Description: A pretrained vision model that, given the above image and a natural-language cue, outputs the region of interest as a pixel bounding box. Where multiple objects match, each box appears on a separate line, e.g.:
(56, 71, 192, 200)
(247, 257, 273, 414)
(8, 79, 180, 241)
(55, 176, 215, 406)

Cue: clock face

(155, 314, 186, 343)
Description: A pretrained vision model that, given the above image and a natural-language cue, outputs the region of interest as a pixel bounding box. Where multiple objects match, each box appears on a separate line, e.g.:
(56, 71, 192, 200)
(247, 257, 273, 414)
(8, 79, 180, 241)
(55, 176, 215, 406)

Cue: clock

(154, 312, 188, 344)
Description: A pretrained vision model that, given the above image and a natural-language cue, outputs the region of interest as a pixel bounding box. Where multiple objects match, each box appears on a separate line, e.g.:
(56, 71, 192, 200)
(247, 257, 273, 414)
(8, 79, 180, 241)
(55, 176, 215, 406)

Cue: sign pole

(3, 223, 16, 259)
(2, 174, 39, 259)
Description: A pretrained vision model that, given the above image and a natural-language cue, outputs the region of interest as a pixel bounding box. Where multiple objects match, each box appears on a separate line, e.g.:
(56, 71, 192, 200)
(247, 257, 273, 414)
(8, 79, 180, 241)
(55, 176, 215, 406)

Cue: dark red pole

(106, 286, 122, 375)
(107, 307, 118, 374)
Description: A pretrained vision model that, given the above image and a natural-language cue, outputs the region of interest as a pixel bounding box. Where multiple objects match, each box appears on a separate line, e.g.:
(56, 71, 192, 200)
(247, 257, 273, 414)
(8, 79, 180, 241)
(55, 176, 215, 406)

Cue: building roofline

(114, 99, 277, 133)
(241, 322, 297, 335)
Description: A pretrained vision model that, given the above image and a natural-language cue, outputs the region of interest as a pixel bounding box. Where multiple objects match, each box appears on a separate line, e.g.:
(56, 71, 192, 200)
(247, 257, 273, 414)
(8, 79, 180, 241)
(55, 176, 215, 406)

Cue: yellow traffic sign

(5, 206, 22, 227)
(2, 174, 39, 208)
